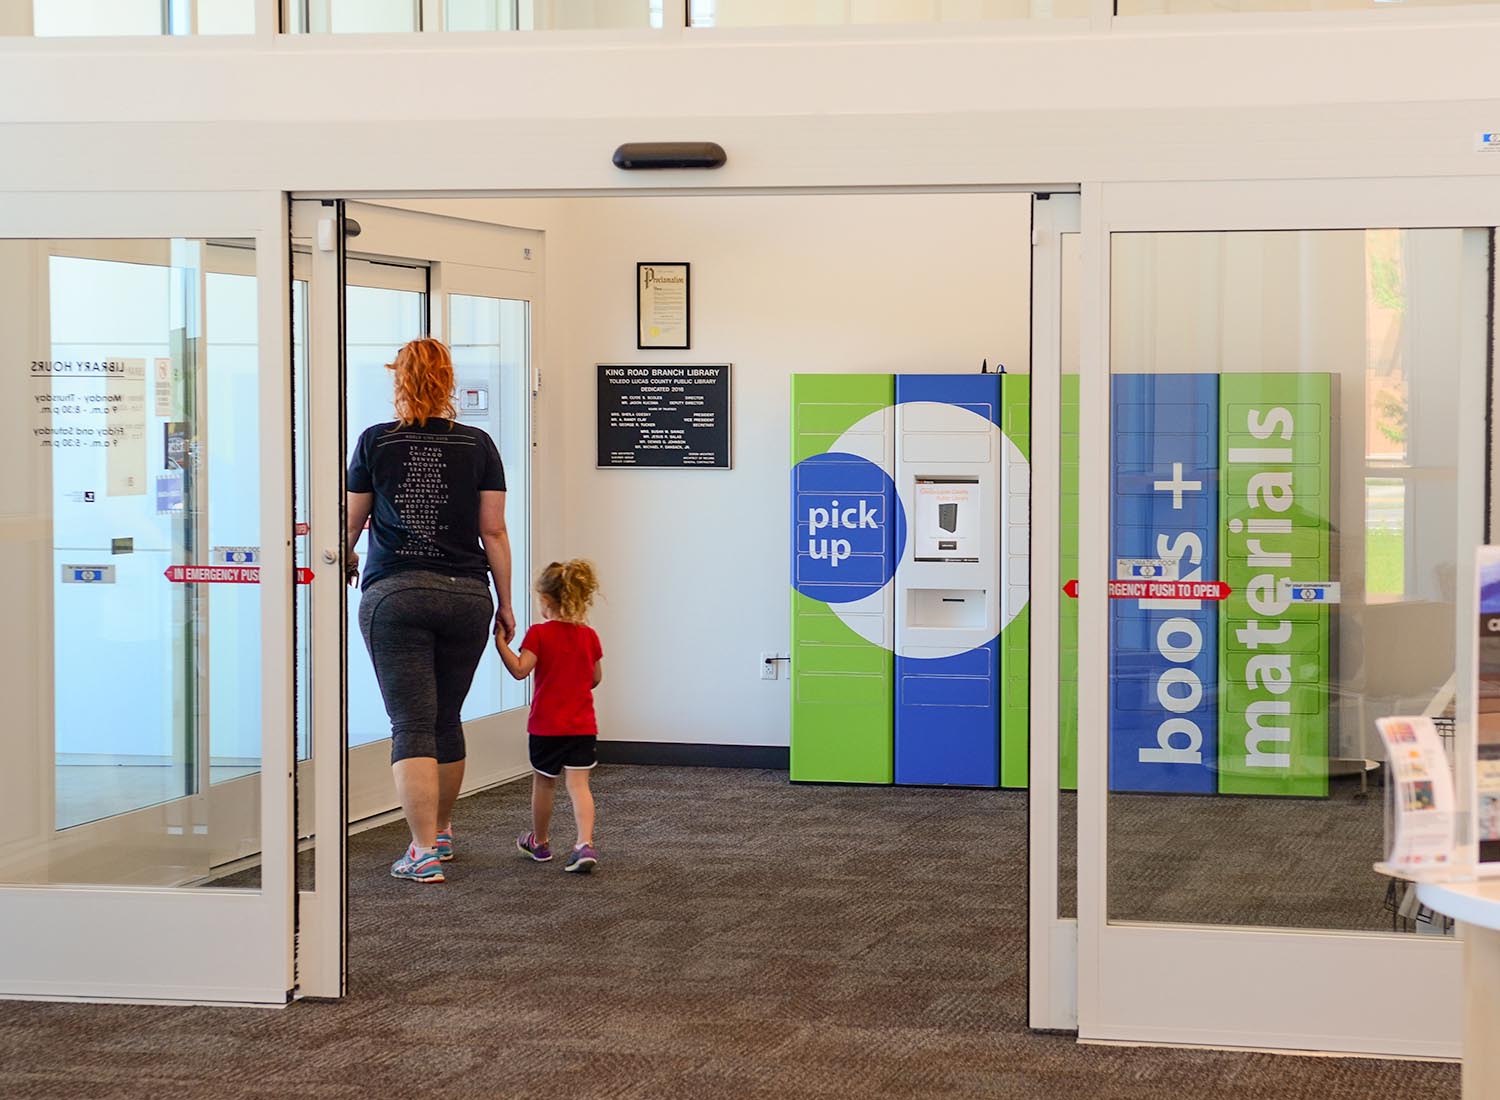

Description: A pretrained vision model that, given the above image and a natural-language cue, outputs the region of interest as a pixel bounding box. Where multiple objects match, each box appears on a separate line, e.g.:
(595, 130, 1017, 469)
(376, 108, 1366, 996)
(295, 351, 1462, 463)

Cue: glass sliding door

(290, 200, 537, 984)
(0, 191, 293, 1004)
(290, 199, 537, 995)
(1106, 228, 1475, 927)
(1077, 179, 1497, 1055)
(37, 243, 267, 834)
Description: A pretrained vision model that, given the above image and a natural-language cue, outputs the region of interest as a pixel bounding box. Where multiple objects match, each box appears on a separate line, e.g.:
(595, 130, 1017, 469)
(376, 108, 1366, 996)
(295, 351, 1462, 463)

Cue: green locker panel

(995, 375, 1078, 791)
(1218, 373, 1332, 797)
(790, 374, 896, 784)
(1060, 375, 1080, 791)
(1000, 374, 1031, 788)
(993, 375, 1078, 791)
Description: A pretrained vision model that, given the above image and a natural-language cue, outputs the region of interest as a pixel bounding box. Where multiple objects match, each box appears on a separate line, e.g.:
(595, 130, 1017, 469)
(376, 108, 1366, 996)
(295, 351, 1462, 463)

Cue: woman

(346, 337, 516, 884)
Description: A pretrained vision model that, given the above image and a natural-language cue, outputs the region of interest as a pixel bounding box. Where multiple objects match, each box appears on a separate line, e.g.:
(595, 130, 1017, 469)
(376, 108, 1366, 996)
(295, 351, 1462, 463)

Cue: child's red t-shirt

(520, 620, 603, 736)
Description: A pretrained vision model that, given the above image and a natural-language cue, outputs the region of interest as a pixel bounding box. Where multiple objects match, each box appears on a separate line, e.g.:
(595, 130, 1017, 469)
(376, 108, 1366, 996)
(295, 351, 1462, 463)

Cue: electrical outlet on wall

(760, 652, 778, 681)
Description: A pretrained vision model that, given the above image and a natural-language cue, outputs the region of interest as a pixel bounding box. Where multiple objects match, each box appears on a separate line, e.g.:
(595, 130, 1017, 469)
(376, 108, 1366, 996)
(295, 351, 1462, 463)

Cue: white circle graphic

(824, 401, 1030, 655)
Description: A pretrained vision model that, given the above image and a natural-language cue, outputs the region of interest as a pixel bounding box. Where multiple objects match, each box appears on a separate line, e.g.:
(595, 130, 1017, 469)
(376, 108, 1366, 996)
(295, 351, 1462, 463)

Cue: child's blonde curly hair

(537, 560, 599, 623)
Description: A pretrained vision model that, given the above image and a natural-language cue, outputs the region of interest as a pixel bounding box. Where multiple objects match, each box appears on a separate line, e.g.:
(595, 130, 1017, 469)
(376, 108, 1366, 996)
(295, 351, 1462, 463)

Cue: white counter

(1418, 880, 1500, 930)
(1418, 878, 1500, 1100)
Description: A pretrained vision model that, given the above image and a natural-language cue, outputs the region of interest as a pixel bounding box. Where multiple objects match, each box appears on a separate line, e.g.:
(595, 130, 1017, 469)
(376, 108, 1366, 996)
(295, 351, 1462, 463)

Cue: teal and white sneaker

(434, 830, 454, 862)
(390, 844, 445, 883)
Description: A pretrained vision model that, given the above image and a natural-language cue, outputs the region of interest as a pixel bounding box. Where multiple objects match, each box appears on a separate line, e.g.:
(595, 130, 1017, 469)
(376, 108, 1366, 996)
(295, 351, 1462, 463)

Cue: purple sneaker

(517, 831, 552, 862)
(564, 843, 598, 874)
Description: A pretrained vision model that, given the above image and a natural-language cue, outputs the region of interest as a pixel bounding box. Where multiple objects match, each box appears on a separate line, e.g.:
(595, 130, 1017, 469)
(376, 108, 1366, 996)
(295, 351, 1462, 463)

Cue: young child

(495, 560, 604, 873)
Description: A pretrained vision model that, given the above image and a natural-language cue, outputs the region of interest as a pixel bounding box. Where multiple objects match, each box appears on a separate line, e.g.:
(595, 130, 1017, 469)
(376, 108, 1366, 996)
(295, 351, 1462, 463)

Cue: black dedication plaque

(597, 365, 732, 469)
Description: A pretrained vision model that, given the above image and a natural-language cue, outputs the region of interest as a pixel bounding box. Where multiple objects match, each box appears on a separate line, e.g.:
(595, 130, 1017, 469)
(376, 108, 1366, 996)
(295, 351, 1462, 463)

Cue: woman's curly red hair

(389, 338, 457, 427)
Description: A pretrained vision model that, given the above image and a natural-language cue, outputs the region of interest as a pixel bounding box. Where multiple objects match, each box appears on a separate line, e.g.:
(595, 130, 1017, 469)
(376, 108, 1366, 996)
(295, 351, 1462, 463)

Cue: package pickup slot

(908, 588, 986, 630)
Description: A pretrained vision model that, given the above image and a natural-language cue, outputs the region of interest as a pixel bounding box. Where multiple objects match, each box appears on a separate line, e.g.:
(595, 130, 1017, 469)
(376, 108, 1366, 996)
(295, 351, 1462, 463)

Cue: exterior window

(1118, 0, 1500, 15)
(284, 0, 662, 32)
(689, 0, 1091, 25)
(11, 0, 254, 35)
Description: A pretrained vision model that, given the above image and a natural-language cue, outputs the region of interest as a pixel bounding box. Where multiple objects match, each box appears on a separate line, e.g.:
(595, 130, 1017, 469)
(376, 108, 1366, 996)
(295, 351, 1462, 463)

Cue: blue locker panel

(893, 373, 1001, 788)
(1110, 374, 1219, 794)
(791, 454, 898, 600)
(895, 639, 1001, 786)
(894, 373, 1002, 430)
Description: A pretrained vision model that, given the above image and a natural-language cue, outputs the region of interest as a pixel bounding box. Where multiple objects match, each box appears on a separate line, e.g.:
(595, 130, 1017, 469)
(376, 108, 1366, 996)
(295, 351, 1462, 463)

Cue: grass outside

(1366, 525, 1405, 597)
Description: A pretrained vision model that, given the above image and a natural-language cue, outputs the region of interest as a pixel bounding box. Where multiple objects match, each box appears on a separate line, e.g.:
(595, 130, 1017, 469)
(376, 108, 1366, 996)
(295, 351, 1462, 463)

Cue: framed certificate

(637, 262, 691, 350)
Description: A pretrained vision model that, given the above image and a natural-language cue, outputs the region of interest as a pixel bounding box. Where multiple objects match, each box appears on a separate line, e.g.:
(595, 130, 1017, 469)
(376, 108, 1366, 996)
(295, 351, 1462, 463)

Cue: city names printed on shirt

(597, 364, 731, 469)
(383, 432, 465, 559)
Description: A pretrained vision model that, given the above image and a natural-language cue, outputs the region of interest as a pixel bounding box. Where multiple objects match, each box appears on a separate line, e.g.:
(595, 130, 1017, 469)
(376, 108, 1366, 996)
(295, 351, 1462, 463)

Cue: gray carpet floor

(0, 766, 1459, 1099)
(1057, 776, 1406, 929)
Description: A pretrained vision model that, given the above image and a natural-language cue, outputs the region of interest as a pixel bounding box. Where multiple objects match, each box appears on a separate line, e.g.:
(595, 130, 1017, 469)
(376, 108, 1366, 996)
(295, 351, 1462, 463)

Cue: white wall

(409, 193, 1031, 746)
(3, 21, 1500, 192)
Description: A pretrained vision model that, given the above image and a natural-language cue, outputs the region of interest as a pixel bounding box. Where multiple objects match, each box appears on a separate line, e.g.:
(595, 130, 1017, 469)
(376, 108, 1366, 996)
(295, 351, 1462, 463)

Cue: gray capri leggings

(358, 570, 494, 765)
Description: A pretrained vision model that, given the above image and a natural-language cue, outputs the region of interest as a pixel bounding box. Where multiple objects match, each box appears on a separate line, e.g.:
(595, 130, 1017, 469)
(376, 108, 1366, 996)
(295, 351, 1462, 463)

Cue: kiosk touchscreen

(915, 478, 979, 561)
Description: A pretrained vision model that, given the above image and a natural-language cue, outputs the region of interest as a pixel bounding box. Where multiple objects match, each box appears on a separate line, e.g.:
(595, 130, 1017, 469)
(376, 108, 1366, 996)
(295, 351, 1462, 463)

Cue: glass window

(0, 238, 263, 887)
(445, 0, 517, 29)
(343, 280, 531, 747)
(314, 0, 419, 33)
(285, 0, 661, 32)
(205, 261, 264, 783)
(1116, 0, 1500, 15)
(14, 0, 254, 35)
(1365, 478, 1405, 598)
(450, 293, 532, 719)
(689, 0, 1090, 26)
(1105, 228, 1489, 932)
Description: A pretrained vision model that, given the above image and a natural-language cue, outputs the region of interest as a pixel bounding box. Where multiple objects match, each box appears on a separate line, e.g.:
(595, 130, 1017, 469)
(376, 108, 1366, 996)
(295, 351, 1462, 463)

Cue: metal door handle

(322, 549, 338, 564)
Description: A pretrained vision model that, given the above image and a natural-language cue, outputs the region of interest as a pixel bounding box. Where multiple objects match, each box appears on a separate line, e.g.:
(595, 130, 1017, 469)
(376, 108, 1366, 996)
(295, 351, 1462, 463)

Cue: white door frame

(1076, 177, 1497, 1056)
(0, 190, 295, 1004)
(1029, 191, 1080, 1032)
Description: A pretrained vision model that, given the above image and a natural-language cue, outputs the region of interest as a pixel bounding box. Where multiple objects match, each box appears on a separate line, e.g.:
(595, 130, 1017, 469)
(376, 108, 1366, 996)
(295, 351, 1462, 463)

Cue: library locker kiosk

(790, 373, 1012, 788)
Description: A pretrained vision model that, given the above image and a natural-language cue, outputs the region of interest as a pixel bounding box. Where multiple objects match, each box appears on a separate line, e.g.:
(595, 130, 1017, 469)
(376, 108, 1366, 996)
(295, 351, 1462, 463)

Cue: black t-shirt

(347, 419, 506, 591)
